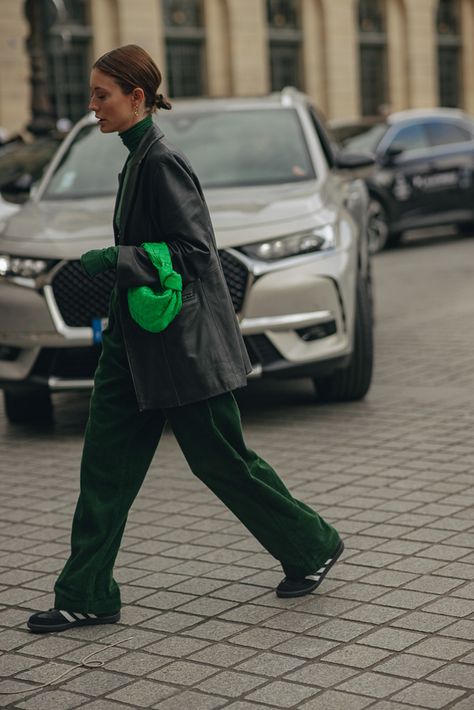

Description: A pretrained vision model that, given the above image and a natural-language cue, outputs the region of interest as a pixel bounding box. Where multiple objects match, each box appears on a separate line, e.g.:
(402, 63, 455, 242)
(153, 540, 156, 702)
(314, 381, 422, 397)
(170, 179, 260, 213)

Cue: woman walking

(27, 45, 343, 633)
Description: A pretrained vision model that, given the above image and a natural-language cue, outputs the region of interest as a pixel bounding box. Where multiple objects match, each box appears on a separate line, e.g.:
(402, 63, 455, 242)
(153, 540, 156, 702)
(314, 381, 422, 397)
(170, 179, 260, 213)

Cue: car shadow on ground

(383, 225, 471, 252)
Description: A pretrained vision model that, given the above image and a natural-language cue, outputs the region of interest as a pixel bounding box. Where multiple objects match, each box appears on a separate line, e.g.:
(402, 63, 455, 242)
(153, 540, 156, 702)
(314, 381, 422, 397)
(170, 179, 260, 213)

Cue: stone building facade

(1, 0, 473, 134)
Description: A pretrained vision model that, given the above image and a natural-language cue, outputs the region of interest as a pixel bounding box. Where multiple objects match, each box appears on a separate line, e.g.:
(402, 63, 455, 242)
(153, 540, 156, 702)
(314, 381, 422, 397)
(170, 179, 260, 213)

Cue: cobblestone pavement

(0, 230, 473, 709)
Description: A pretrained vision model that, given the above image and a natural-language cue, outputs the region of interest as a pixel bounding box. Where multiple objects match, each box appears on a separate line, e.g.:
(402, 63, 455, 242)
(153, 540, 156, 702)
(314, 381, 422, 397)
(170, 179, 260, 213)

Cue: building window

(437, 0, 461, 107)
(358, 0, 388, 117)
(267, 1, 303, 91)
(163, 0, 206, 97)
(44, 0, 92, 123)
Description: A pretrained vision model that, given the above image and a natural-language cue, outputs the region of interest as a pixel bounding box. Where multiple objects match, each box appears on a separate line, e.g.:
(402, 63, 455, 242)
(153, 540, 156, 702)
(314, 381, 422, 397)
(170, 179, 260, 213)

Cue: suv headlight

(0, 255, 53, 278)
(239, 226, 335, 261)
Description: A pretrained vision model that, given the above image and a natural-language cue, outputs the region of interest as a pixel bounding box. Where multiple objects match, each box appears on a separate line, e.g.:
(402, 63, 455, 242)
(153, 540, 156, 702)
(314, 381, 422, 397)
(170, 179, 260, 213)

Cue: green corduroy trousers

(54, 291, 340, 614)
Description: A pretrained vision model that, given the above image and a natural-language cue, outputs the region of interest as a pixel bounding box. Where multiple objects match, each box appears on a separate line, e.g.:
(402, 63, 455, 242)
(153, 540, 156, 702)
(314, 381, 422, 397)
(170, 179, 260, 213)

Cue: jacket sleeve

(116, 246, 161, 289)
(152, 153, 212, 285)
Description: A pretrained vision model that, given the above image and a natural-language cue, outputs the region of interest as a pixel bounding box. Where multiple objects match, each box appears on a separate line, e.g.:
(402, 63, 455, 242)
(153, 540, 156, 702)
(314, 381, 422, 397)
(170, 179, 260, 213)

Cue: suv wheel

(4, 389, 53, 425)
(313, 274, 373, 402)
(367, 198, 391, 253)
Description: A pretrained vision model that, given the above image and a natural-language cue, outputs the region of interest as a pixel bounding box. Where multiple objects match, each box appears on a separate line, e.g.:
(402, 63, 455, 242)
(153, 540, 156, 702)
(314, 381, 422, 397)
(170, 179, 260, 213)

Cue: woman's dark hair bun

(155, 93, 172, 110)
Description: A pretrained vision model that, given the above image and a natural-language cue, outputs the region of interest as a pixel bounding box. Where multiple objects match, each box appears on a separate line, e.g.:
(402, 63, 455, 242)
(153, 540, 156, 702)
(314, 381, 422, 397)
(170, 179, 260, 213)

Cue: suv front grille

(51, 250, 248, 327)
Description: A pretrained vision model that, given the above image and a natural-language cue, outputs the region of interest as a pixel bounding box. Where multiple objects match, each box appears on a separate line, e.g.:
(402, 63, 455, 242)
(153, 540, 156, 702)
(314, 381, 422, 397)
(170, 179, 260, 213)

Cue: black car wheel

(367, 197, 390, 254)
(313, 273, 373, 402)
(4, 389, 53, 425)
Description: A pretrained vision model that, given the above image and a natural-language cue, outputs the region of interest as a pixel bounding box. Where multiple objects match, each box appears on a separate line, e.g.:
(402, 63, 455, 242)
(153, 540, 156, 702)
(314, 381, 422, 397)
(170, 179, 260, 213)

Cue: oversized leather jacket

(114, 123, 251, 409)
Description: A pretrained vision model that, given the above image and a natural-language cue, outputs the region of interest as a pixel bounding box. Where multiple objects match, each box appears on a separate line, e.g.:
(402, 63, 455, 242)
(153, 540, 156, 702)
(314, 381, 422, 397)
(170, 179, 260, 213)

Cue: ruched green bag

(127, 242, 182, 333)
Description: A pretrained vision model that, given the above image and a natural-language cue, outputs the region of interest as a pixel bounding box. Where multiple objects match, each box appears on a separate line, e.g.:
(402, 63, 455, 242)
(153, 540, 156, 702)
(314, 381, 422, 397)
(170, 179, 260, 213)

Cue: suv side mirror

(381, 145, 404, 166)
(335, 152, 375, 170)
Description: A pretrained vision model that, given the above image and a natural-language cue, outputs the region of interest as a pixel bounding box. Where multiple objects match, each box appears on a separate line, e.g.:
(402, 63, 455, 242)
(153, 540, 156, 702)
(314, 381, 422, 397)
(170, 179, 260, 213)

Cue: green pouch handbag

(127, 242, 182, 333)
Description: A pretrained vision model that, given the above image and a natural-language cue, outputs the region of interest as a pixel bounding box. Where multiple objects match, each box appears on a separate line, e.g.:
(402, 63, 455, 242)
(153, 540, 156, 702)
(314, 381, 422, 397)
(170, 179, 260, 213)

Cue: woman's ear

(133, 87, 145, 104)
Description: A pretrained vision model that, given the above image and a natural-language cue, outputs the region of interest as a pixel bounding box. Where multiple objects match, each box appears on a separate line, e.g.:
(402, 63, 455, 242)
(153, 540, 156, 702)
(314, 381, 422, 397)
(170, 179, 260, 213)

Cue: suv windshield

(342, 123, 387, 154)
(44, 107, 315, 198)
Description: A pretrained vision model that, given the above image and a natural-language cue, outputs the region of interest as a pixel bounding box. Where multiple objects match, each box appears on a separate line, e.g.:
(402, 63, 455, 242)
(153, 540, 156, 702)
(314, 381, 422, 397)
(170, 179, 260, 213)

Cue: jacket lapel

(116, 123, 164, 242)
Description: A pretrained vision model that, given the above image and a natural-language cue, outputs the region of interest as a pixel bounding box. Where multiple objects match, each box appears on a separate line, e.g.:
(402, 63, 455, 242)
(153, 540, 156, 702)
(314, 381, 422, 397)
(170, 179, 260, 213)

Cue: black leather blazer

(114, 123, 251, 409)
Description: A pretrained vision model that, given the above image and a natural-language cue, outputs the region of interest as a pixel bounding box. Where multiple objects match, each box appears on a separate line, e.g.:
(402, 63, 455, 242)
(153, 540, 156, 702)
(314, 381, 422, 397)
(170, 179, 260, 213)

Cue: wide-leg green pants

(54, 292, 340, 614)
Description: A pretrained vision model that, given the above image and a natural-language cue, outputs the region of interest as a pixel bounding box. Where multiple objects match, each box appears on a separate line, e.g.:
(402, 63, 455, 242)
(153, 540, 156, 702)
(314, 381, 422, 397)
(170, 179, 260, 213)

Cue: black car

(336, 108, 474, 252)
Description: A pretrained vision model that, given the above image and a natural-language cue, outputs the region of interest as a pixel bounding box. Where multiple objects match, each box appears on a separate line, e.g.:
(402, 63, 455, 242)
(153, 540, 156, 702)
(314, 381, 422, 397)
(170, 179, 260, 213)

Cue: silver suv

(0, 88, 373, 423)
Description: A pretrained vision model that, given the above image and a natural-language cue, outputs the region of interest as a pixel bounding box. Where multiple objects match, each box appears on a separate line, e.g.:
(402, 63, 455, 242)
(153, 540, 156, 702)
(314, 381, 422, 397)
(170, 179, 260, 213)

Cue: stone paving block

(299, 689, 373, 709)
(151, 689, 227, 709)
(61, 668, 130, 696)
(235, 651, 304, 677)
(135, 589, 197, 610)
(392, 611, 454, 633)
(261, 611, 325, 633)
(145, 611, 204, 632)
(175, 597, 237, 617)
(188, 642, 257, 667)
(273, 636, 339, 659)
(422, 597, 474, 617)
(81, 700, 136, 710)
(210, 584, 266, 603)
(184, 619, 247, 640)
(373, 653, 445, 679)
(407, 637, 472, 660)
(426, 663, 474, 689)
(321, 644, 391, 668)
(15, 689, 88, 709)
(341, 603, 405, 625)
(0, 653, 43, 677)
(145, 635, 210, 657)
(195, 669, 267, 697)
(150, 659, 219, 685)
(449, 698, 474, 710)
(439, 619, 474, 640)
(308, 618, 372, 642)
(404, 575, 465, 595)
(229, 627, 295, 650)
(391, 681, 466, 708)
(17, 635, 87, 659)
(245, 679, 318, 707)
(284, 660, 357, 687)
(331, 583, 388, 602)
(103, 649, 172, 675)
(375, 590, 437, 609)
(106, 678, 177, 706)
(435, 562, 474, 580)
(357, 627, 426, 651)
(336, 671, 410, 698)
(219, 604, 280, 625)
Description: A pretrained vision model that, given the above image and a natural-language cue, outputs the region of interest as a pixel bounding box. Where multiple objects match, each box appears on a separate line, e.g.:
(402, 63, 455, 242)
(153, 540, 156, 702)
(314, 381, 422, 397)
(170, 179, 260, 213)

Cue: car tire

(314, 274, 373, 402)
(458, 222, 474, 236)
(4, 389, 53, 425)
(367, 197, 390, 254)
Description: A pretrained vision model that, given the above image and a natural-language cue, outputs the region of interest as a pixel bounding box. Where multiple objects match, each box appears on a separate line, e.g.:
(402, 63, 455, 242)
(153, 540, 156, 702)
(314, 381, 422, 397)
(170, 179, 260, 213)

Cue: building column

(403, 0, 438, 108)
(0, 1, 30, 134)
(386, 0, 408, 112)
(115, 0, 164, 75)
(89, 0, 120, 60)
(225, 0, 269, 95)
(301, 0, 327, 115)
(460, 0, 474, 113)
(204, 0, 232, 96)
(320, 0, 359, 121)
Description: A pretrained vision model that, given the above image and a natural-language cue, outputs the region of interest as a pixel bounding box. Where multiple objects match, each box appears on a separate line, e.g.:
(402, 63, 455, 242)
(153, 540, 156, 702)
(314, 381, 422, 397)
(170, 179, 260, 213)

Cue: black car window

(308, 107, 335, 168)
(425, 121, 472, 147)
(386, 124, 430, 153)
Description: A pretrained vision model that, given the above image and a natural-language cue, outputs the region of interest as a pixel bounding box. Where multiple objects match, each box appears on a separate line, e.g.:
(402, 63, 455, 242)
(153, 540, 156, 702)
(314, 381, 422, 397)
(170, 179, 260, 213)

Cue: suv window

(386, 124, 430, 153)
(426, 120, 472, 147)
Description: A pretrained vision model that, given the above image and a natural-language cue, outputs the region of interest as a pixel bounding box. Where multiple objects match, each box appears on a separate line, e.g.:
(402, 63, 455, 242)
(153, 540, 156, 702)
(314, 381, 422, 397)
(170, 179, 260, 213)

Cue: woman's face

(89, 68, 141, 133)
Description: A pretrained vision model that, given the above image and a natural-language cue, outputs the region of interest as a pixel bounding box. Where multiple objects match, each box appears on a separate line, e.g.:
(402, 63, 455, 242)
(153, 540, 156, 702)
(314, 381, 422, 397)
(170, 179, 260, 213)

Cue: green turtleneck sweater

(81, 114, 153, 278)
(116, 114, 153, 230)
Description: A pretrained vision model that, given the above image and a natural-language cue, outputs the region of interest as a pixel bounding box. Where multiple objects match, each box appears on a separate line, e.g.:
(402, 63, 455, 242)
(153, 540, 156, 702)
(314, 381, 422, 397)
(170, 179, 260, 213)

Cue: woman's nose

(89, 98, 97, 112)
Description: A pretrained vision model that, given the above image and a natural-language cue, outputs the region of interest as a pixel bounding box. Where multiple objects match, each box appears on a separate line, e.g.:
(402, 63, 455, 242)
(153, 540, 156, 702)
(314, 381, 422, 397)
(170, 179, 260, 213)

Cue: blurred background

(1, 0, 473, 138)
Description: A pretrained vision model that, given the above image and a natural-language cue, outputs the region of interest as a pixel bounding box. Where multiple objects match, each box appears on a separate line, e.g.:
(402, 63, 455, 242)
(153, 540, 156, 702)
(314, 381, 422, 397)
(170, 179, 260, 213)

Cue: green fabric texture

(53, 287, 340, 614)
(127, 242, 182, 333)
(80, 246, 119, 277)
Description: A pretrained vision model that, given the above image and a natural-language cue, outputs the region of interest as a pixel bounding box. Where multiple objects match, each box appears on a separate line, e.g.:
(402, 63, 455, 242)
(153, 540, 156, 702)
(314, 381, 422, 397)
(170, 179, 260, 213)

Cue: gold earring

(134, 105, 139, 117)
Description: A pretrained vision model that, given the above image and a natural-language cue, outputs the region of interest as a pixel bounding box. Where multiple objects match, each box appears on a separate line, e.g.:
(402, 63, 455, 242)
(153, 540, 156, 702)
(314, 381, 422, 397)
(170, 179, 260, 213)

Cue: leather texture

(114, 123, 251, 409)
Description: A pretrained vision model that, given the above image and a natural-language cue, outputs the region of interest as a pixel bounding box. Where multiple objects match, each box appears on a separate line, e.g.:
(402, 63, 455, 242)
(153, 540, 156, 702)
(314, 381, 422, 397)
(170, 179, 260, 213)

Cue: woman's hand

(80, 246, 119, 277)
